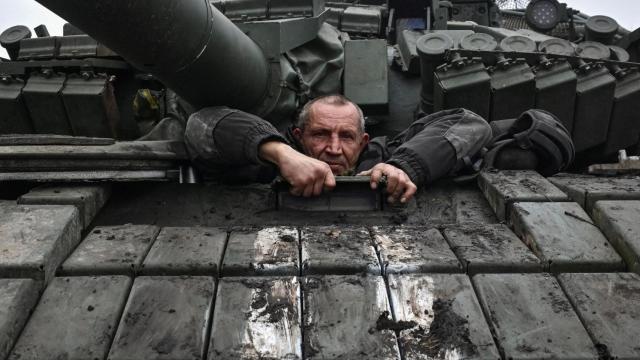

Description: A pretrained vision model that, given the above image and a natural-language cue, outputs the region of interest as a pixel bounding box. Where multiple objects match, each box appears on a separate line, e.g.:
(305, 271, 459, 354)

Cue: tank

(1, 1, 640, 359)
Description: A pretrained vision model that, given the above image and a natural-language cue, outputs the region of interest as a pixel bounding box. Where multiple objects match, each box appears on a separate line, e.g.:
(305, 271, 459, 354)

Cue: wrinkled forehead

(308, 102, 361, 129)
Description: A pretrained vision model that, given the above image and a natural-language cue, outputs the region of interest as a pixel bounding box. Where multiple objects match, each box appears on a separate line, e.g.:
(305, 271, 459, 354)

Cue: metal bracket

(274, 176, 383, 211)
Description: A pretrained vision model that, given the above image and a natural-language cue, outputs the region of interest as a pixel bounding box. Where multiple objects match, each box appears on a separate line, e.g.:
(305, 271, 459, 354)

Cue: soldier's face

(294, 102, 369, 175)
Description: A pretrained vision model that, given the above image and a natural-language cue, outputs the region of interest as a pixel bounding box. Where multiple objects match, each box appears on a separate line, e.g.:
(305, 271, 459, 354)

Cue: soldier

(185, 94, 494, 204)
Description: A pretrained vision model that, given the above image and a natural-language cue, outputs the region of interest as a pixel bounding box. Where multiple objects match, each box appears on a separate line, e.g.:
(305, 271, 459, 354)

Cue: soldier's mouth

(327, 163, 345, 173)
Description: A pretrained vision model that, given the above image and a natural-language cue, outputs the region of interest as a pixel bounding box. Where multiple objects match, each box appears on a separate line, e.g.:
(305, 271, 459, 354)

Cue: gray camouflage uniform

(184, 107, 493, 185)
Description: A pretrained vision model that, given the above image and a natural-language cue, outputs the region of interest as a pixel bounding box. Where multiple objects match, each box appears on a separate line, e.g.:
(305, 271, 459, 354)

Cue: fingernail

(371, 182, 377, 190)
(400, 197, 406, 203)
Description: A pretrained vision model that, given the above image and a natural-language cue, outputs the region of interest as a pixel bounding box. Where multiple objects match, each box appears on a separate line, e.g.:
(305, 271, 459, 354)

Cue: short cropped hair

(297, 95, 365, 134)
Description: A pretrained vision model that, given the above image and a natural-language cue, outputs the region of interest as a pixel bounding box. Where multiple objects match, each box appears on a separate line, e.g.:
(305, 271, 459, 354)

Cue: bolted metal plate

(60, 224, 159, 276)
(209, 277, 302, 359)
(473, 273, 599, 359)
(443, 223, 543, 275)
(388, 274, 500, 359)
(592, 201, 640, 273)
(141, 227, 227, 276)
(0, 203, 80, 284)
(478, 170, 569, 221)
(558, 272, 640, 359)
(550, 174, 640, 213)
(8, 276, 131, 360)
(510, 202, 625, 272)
(302, 275, 400, 359)
(301, 226, 380, 275)
(19, 184, 111, 229)
(107, 276, 215, 360)
(222, 227, 299, 276)
(372, 226, 462, 275)
(0, 279, 40, 360)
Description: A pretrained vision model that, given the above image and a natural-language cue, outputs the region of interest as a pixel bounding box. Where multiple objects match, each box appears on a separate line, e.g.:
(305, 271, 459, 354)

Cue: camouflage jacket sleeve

(184, 106, 287, 182)
(377, 108, 492, 186)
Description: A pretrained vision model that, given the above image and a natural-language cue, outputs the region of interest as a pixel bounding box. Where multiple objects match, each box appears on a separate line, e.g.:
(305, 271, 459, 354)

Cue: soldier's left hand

(358, 163, 417, 204)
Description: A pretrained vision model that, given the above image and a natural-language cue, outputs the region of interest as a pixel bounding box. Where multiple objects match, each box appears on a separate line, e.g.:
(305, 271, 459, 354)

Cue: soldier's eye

(311, 131, 329, 140)
(340, 132, 355, 141)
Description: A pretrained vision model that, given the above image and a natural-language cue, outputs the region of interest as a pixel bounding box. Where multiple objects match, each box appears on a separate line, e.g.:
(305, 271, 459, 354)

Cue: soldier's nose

(326, 136, 342, 154)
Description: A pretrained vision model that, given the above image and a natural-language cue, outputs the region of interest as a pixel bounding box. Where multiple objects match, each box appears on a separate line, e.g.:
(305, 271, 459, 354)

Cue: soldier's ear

(293, 127, 303, 141)
(360, 133, 370, 149)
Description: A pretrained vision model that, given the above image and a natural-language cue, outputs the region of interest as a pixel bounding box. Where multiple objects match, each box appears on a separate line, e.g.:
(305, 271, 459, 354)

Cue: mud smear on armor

(375, 311, 417, 331)
(519, 178, 548, 194)
(279, 234, 296, 242)
(308, 228, 371, 253)
(402, 299, 478, 358)
(242, 278, 295, 324)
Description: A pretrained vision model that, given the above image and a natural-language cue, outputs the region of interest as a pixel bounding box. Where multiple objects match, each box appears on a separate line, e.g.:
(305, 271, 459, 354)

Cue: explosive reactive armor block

(22, 71, 72, 135)
(603, 69, 640, 155)
(489, 59, 536, 121)
(62, 73, 120, 138)
(533, 59, 577, 132)
(434, 58, 491, 120)
(573, 63, 616, 152)
(0, 77, 32, 134)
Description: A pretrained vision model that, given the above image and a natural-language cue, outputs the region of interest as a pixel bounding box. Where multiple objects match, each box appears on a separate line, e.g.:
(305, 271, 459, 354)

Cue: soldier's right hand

(259, 141, 336, 197)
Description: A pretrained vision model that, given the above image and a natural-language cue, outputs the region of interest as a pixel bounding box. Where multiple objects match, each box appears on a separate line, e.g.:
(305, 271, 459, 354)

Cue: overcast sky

(1, 0, 640, 58)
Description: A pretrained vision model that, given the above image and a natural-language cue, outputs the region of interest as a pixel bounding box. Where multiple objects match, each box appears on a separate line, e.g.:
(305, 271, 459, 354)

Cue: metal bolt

(538, 55, 552, 69)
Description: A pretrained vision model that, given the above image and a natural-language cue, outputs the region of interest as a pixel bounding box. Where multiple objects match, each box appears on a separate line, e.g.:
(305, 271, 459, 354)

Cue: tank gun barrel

(35, 0, 271, 111)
